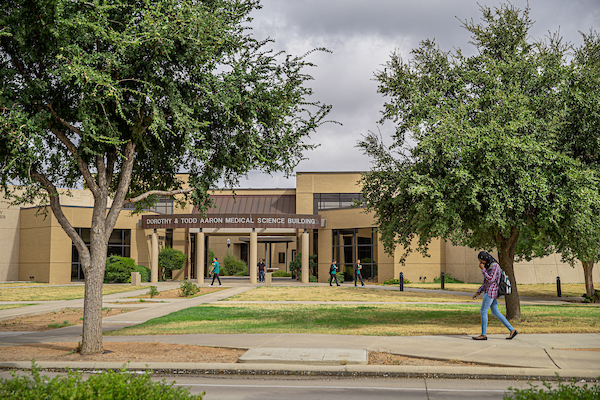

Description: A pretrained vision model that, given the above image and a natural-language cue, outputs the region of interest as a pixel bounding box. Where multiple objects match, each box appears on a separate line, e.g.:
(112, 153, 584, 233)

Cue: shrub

(505, 379, 600, 399)
(434, 274, 463, 284)
(159, 247, 186, 280)
(289, 253, 318, 278)
(222, 252, 247, 276)
(582, 289, 600, 303)
(133, 264, 151, 282)
(272, 270, 291, 277)
(382, 277, 410, 285)
(309, 275, 318, 283)
(147, 286, 159, 298)
(179, 280, 200, 297)
(0, 363, 204, 399)
(104, 256, 138, 283)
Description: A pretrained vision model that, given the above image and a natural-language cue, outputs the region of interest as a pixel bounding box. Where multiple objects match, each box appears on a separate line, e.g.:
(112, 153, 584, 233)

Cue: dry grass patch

(224, 286, 476, 303)
(0, 308, 132, 331)
(134, 287, 225, 299)
(0, 304, 35, 310)
(0, 282, 50, 287)
(0, 285, 146, 301)
(406, 283, 587, 298)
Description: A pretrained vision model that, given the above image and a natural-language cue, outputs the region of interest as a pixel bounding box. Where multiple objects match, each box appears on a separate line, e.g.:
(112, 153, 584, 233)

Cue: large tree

(359, 3, 576, 319)
(550, 30, 600, 300)
(0, 0, 330, 353)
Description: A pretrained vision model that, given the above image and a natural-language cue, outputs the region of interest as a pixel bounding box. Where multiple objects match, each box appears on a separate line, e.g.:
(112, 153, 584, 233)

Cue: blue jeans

(480, 292, 514, 335)
(258, 270, 265, 282)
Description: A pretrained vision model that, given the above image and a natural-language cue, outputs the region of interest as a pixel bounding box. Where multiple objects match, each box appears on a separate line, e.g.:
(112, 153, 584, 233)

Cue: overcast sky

(229, 0, 600, 189)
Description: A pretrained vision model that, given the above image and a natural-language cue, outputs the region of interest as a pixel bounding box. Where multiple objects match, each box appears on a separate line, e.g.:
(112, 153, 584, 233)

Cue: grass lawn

(405, 283, 587, 298)
(0, 282, 50, 287)
(0, 304, 36, 310)
(224, 287, 478, 303)
(0, 285, 147, 301)
(108, 303, 600, 336)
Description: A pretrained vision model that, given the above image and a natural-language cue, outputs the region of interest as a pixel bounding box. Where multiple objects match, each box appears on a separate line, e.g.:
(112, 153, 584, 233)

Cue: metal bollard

(556, 276, 561, 297)
(399, 272, 404, 291)
(441, 271, 445, 290)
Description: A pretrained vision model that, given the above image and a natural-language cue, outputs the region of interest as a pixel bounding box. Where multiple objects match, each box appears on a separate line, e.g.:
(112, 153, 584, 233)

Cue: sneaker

(209, 284, 213, 287)
(218, 284, 222, 287)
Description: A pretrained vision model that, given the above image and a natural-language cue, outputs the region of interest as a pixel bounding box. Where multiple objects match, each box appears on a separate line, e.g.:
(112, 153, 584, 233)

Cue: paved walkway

(0, 279, 598, 379)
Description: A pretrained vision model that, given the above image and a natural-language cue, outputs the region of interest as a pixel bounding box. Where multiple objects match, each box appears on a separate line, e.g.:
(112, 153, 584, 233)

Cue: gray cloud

(231, 0, 600, 188)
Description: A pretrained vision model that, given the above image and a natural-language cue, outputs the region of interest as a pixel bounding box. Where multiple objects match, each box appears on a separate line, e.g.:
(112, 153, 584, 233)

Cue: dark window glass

(278, 252, 285, 263)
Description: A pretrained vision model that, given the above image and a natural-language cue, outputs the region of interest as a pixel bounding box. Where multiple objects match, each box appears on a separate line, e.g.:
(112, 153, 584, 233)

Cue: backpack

(498, 268, 512, 296)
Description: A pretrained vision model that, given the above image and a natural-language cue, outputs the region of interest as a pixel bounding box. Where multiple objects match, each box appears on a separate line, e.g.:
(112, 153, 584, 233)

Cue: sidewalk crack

(544, 349, 561, 369)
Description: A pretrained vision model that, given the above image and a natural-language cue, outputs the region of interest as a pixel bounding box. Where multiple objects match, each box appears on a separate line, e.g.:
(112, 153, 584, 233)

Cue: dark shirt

(258, 262, 265, 271)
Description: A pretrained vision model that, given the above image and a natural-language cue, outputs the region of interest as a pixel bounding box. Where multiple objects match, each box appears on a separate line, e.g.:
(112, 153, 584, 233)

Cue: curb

(1, 361, 599, 381)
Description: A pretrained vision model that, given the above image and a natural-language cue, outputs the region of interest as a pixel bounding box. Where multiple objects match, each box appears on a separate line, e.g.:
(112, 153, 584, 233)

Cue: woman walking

(472, 251, 517, 340)
(354, 259, 365, 286)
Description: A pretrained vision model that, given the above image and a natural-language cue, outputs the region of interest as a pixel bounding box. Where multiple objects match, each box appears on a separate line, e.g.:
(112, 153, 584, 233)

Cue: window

(123, 196, 173, 214)
(278, 252, 286, 263)
(71, 228, 132, 281)
(332, 228, 378, 281)
(313, 193, 364, 214)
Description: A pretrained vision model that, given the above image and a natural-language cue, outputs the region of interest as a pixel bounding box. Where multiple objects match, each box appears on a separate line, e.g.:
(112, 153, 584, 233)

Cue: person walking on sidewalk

(258, 258, 266, 283)
(354, 259, 365, 286)
(209, 257, 222, 287)
(329, 260, 340, 286)
(472, 251, 518, 340)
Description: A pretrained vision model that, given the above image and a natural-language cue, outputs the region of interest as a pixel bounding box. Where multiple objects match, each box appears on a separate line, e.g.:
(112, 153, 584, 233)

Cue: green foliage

(289, 253, 318, 278)
(271, 270, 291, 277)
(383, 277, 410, 285)
(208, 249, 216, 265)
(289, 253, 301, 277)
(505, 379, 600, 399)
(147, 286, 159, 298)
(434, 274, 463, 284)
(308, 276, 318, 283)
(582, 290, 600, 303)
(179, 280, 200, 297)
(159, 248, 186, 280)
(222, 252, 247, 276)
(0, 363, 203, 399)
(133, 265, 151, 283)
(104, 256, 138, 283)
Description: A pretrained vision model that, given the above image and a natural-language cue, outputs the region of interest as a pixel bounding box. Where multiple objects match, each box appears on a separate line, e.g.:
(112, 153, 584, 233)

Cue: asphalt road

(1, 370, 549, 399)
(170, 376, 525, 400)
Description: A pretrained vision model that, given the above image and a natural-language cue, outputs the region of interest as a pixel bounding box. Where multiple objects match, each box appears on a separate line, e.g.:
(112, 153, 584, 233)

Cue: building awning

(194, 195, 296, 215)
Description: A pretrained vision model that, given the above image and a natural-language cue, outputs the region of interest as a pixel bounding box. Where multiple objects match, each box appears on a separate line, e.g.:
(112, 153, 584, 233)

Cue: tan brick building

(1, 172, 598, 285)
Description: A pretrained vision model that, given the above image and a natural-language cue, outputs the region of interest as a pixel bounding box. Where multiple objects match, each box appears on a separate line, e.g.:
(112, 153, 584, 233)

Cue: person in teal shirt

(329, 259, 340, 286)
(209, 257, 222, 287)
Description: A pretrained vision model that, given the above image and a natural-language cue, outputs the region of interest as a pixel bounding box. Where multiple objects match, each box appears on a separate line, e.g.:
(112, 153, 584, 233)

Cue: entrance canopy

(141, 213, 321, 230)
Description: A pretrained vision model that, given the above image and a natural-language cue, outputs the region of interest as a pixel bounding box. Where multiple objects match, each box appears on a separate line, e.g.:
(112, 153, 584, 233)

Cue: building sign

(141, 214, 321, 229)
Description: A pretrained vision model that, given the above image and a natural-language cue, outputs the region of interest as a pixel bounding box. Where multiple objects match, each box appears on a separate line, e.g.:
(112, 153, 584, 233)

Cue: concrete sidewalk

(0, 280, 598, 380)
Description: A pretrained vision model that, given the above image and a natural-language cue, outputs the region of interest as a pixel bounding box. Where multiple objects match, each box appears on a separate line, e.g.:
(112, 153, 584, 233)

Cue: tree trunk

(496, 227, 521, 320)
(81, 254, 106, 354)
(581, 260, 595, 298)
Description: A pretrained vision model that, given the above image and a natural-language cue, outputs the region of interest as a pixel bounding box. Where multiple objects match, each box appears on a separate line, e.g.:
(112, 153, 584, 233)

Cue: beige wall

(296, 172, 363, 214)
(0, 197, 20, 281)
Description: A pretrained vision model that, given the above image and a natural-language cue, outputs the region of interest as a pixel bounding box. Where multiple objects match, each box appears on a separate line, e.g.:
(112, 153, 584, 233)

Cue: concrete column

(302, 229, 309, 283)
(151, 229, 159, 283)
(250, 228, 258, 284)
(196, 230, 205, 284)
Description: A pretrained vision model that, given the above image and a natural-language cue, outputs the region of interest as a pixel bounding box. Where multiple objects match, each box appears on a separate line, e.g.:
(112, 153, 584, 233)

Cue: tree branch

(30, 170, 89, 262)
(46, 103, 83, 137)
(105, 141, 136, 238)
(123, 188, 195, 205)
(50, 127, 100, 195)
